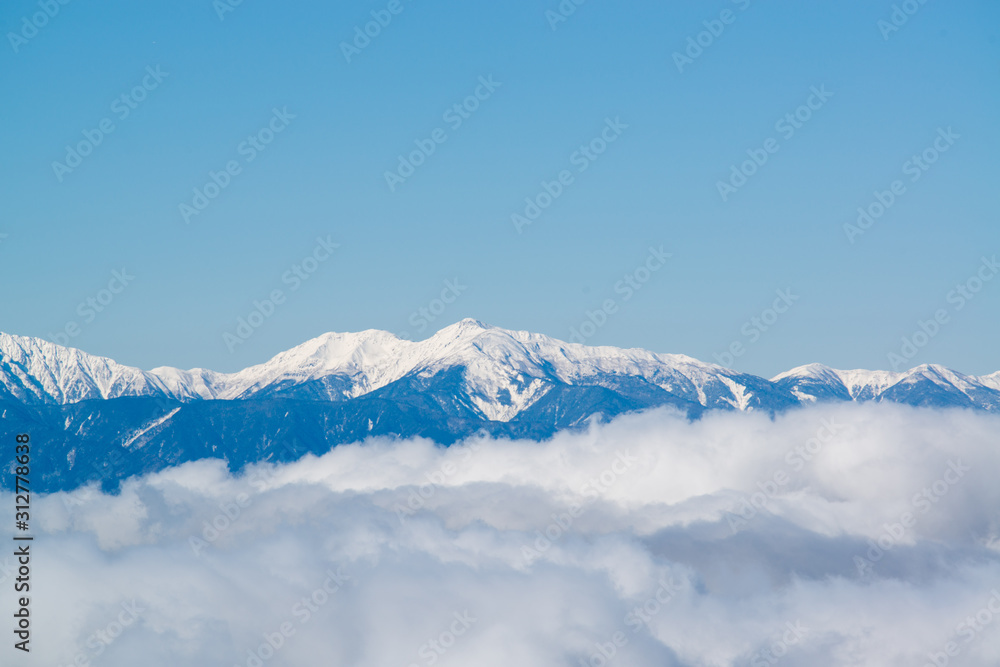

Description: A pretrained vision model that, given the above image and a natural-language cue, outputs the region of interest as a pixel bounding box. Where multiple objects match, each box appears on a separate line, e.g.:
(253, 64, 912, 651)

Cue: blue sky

(1, 0, 998, 376)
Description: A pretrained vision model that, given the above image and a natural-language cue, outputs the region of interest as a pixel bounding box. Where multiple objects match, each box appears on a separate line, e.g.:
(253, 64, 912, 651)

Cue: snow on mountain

(0, 333, 168, 404)
(4, 322, 1000, 492)
(772, 364, 905, 401)
(773, 362, 1000, 410)
(979, 371, 1000, 392)
(181, 319, 771, 419)
(2, 321, 999, 419)
(833, 368, 906, 400)
(146, 366, 226, 400)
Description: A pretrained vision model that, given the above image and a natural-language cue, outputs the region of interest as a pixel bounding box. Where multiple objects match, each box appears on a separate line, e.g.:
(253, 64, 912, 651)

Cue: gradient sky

(1, 0, 998, 376)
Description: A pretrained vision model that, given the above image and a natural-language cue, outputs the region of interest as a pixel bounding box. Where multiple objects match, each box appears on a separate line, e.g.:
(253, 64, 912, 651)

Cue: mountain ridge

(3, 320, 998, 492)
(2, 319, 998, 416)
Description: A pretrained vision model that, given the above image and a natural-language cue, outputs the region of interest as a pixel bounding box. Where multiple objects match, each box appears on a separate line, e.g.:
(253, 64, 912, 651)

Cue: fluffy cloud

(6, 402, 1000, 666)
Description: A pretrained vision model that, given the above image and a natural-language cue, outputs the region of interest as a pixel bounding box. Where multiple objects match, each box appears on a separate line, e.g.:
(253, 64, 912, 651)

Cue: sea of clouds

(4, 402, 1000, 666)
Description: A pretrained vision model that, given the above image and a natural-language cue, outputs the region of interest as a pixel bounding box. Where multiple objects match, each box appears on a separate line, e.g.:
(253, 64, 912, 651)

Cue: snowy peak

(979, 372, 1000, 392)
(436, 317, 492, 336)
(1, 325, 998, 418)
(773, 361, 1000, 410)
(223, 328, 411, 399)
(0, 332, 167, 404)
(772, 364, 904, 401)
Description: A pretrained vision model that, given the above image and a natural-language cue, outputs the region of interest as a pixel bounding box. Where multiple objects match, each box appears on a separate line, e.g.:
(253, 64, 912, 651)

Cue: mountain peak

(2, 324, 999, 416)
(435, 318, 492, 337)
(770, 363, 838, 382)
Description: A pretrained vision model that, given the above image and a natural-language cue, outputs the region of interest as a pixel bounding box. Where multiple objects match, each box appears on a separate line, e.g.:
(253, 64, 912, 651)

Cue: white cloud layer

(5, 402, 1000, 666)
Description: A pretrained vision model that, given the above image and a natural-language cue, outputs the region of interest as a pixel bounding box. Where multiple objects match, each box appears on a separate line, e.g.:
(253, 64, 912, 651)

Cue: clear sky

(1, 0, 998, 376)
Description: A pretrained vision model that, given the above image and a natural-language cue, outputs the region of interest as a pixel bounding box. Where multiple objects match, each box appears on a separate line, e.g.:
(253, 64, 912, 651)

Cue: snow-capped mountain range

(2, 319, 997, 491)
(2, 319, 998, 414)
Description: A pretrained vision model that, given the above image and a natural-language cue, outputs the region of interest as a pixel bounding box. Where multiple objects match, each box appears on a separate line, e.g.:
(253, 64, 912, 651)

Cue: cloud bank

(6, 403, 1000, 666)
